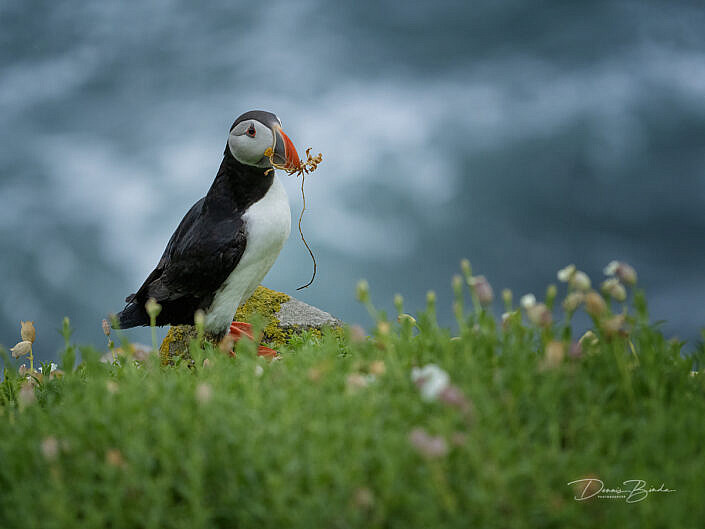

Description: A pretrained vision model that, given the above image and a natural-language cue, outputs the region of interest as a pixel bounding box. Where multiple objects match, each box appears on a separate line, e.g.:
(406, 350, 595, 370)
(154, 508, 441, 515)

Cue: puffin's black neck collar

(204, 147, 274, 213)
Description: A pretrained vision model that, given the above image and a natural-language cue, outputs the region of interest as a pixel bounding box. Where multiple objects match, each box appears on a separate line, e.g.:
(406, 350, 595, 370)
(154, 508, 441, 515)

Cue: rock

(159, 285, 342, 364)
(277, 297, 341, 329)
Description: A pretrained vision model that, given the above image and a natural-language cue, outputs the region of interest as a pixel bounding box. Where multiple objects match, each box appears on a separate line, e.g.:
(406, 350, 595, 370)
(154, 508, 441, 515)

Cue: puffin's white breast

(204, 176, 291, 332)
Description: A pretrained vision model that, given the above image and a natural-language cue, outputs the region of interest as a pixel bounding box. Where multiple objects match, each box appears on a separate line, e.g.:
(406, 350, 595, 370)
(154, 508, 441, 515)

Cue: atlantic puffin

(115, 110, 300, 352)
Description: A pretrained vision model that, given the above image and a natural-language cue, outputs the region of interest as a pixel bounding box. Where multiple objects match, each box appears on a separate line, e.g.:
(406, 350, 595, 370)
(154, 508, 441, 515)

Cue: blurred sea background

(1, 0, 704, 358)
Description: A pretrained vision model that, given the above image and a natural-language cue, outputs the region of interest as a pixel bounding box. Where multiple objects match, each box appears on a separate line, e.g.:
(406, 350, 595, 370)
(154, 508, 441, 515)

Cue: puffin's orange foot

(257, 345, 278, 358)
(229, 321, 254, 341)
(227, 322, 278, 358)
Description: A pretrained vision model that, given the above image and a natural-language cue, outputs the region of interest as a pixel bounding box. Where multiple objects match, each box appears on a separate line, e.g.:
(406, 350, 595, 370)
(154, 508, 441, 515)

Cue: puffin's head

(227, 110, 300, 171)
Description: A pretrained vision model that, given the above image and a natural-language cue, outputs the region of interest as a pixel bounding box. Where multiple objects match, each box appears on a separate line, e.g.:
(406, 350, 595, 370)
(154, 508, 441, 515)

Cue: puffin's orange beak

(272, 125, 300, 171)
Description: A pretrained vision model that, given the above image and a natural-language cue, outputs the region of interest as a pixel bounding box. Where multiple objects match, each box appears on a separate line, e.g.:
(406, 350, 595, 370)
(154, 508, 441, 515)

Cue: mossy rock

(159, 285, 342, 365)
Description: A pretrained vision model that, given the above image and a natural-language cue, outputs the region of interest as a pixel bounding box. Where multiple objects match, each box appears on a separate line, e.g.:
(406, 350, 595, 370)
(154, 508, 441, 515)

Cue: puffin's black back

(116, 146, 274, 330)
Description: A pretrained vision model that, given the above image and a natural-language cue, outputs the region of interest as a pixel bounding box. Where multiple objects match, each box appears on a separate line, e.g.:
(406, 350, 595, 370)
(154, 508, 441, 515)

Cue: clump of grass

(0, 261, 704, 528)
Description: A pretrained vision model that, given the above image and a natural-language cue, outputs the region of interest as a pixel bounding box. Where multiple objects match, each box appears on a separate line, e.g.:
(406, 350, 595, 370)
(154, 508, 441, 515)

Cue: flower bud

(501, 311, 517, 329)
(601, 278, 627, 302)
(376, 321, 391, 335)
(145, 298, 162, 319)
(393, 293, 404, 313)
(460, 258, 472, 279)
(546, 284, 557, 306)
(617, 263, 637, 285)
(543, 341, 564, 369)
(20, 321, 36, 343)
(397, 314, 417, 326)
(557, 264, 576, 283)
(102, 319, 111, 337)
(562, 292, 584, 313)
(585, 291, 607, 317)
(570, 271, 591, 291)
(355, 280, 370, 302)
(469, 275, 494, 306)
(501, 288, 513, 309)
(11, 340, 32, 359)
(579, 330, 599, 347)
(527, 303, 552, 328)
(194, 309, 205, 328)
(426, 290, 436, 305)
(452, 275, 463, 297)
(601, 314, 626, 336)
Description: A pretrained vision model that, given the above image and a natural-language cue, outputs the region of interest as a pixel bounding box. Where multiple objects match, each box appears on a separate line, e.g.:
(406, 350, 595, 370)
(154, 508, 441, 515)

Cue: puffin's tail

(114, 300, 149, 329)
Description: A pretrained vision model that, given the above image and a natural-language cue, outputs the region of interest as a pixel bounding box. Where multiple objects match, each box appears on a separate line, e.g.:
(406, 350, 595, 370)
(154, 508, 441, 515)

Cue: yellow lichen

(159, 286, 291, 365)
(234, 285, 290, 345)
(159, 325, 199, 365)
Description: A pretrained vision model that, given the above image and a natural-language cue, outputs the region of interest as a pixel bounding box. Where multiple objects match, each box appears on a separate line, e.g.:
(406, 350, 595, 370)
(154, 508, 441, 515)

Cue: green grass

(1, 263, 704, 528)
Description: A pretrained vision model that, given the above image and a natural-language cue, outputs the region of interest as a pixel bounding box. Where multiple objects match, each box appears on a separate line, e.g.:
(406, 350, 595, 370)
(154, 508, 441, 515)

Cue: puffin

(115, 110, 300, 353)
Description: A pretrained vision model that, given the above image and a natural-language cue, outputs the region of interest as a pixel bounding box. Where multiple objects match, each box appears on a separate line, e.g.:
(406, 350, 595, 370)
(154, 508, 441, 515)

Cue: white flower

(604, 260, 637, 285)
(570, 271, 591, 291)
(557, 264, 576, 282)
(520, 294, 536, 309)
(603, 260, 620, 276)
(411, 364, 450, 401)
(254, 364, 264, 377)
(601, 278, 627, 301)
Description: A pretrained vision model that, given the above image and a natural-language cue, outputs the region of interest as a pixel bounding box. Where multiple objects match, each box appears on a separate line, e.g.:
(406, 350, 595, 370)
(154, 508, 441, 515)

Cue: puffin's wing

(125, 198, 205, 303)
(119, 198, 247, 327)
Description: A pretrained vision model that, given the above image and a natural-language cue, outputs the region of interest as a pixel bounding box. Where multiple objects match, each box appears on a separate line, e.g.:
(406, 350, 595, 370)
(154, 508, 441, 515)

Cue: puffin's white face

(228, 119, 276, 168)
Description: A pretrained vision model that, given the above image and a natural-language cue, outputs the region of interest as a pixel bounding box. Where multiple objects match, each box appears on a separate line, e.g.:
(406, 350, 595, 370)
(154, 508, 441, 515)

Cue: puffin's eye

(246, 124, 256, 137)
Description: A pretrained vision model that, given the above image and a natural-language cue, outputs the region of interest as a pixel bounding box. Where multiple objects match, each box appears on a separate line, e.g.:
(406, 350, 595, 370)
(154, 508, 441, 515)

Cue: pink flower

(408, 428, 448, 459)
